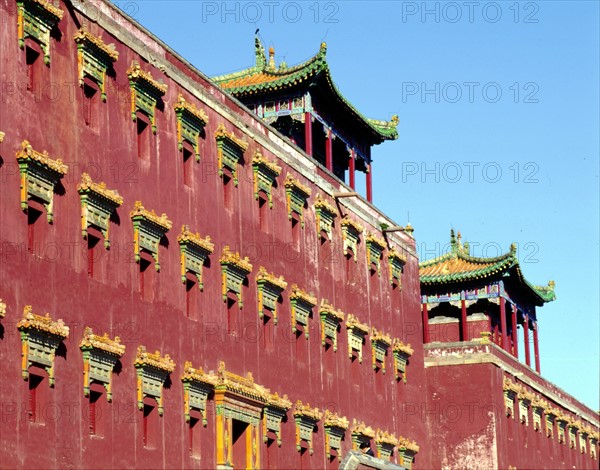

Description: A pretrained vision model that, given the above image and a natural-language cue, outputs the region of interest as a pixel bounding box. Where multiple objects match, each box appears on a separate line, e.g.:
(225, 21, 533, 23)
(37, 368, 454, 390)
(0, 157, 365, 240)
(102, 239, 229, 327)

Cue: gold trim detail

(174, 94, 209, 125)
(323, 410, 349, 429)
(79, 326, 125, 356)
(256, 266, 288, 290)
(177, 224, 214, 253)
(17, 305, 69, 338)
(293, 400, 322, 421)
(73, 27, 118, 61)
(284, 174, 311, 197)
(134, 345, 175, 373)
(220, 246, 253, 273)
(214, 123, 249, 151)
(16, 140, 68, 175)
(290, 284, 317, 306)
(130, 200, 173, 231)
(252, 150, 281, 175)
(126, 62, 167, 95)
(77, 172, 123, 205)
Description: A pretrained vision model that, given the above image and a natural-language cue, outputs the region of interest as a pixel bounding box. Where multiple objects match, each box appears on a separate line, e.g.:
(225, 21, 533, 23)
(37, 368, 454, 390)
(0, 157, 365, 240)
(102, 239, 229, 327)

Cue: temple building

(0, 1, 597, 469)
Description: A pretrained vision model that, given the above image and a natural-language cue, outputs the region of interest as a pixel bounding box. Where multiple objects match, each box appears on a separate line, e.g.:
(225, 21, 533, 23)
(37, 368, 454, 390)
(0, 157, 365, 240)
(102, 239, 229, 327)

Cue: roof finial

(268, 46, 276, 69)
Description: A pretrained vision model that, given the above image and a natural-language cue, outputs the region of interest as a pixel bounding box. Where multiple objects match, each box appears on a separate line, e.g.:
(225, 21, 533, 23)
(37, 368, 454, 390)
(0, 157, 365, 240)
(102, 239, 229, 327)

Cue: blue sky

(117, 1, 600, 409)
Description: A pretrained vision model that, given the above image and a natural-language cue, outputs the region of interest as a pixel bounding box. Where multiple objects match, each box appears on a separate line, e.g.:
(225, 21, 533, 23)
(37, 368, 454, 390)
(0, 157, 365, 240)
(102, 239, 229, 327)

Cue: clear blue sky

(116, 1, 600, 410)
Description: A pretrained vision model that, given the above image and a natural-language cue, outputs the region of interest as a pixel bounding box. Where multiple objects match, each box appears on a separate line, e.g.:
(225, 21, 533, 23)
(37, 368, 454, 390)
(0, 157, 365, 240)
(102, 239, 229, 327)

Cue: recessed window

(83, 80, 100, 129)
(136, 112, 151, 160)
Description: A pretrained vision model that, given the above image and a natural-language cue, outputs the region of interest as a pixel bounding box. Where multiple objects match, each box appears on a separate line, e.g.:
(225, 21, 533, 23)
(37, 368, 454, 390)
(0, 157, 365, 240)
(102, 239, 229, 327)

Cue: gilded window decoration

(531, 397, 547, 432)
(293, 401, 322, 455)
(398, 436, 420, 470)
(74, 28, 118, 101)
(323, 410, 348, 461)
(17, 305, 69, 386)
(220, 246, 252, 308)
(80, 327, 125, 402)
(376, 429, 398, 461)
(589, 432, 598, 459)
(178, 225, 214, 290)
(346, 314, 369, 363)
(545, 406, 558, 438)
(17, 0, 63, 65)
(127, 62, 167, 133)
(284, 174, 311, 228)
(181, 361, 218, 425)
(256, 267, 287, 324)
(557, 413, 568, 444)
(289, 284, 316, 338)
(314, 195, 337, 240)
(134, 345, 175, 416)
(388, 247, 407, 288)
(371, 328, 392, 374)
(130, 200, 172, 271)
(215, 123, 248, 186)
(503, 377, 519, 418)
(365, 232, 386, 275)
(579, 427, 590, 454)
(77, 173, 123, 248)
(16, 140, 68, 223)
(393, 339, 414, 383)
(341, 216, 363, 261)
(568, 421, 579, 450)
(351, 420, 375, 451)
(263, 392, 292, 446)
(319, 300, 344, 352)
(174, 94, 208, 161)
(252, 150, 281, 207)
(518, 390, 533, 426)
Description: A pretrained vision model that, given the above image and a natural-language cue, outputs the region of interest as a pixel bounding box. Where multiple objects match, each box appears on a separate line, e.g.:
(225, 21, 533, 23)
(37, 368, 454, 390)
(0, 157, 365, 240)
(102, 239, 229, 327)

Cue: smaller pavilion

(419, 230, 556, 373)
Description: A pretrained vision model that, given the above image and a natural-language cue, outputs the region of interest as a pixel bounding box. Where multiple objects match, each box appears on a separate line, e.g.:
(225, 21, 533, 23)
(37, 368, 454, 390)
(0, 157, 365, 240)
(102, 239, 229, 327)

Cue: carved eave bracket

(74, 28, 118, 101)
(346, 314, 369, 363)
(220, 246, 252, 308)
(351, 420, 376, 451)
(371, 328, 392, 374)
(323, 410, 349, 461)
(264, 392, 292, 446)
(177, 225, 214, 290)
(290, 284, 316, 338)
(256, 267, 287, 324)
(293, 401, 322, 455)
(16, 140, 68, 223)
(341, 216, 364, 261)
(392, 339, 413, 383)
(17, 0, 64, 64)
(174, 94, 208, 161)
(78, 173, 123, 248)
(388, 247, 407, 288)
(284, 174, 311, 228)
(252, 150, 281, 207)
(127, 62, 167, 133)
(80, 327, 125, 401)
(365, 232, 386, 276)
(215, 123, 248, 186)
(314, 195, 337, 240)
(181, 361, 218, 425)
(398, 436, 420, 469)
(134, 345, 175, 416)
(130, 201, 172, 271)
(17, 305, 69, 386)
(319, 300, 345, 352)
(375, 429, 399, 461)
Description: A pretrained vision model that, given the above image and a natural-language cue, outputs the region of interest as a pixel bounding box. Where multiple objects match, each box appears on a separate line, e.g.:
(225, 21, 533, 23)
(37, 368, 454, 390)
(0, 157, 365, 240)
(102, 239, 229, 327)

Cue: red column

(304, 112, 312, 156)
(500, 297, 508, 351)
(524, 315, 531, 367)
(511, 304, 518, 358)
(325, 128, 333, 171)
(422, 302, 430, 344)
(461, 298, 468, 341)
(533, 322, 541, 373)
(348, 150, 355, 189)
(366, 163, 373, 202)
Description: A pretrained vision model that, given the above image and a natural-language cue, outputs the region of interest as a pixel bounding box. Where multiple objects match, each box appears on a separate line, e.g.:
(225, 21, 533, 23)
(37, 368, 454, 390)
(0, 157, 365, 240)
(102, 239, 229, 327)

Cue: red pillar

(500, 297, 508, 351)
(461, 298, 468, 341)
(524, 315, 531, 367)
(348, 150, 355, 189)
(511, 304, 518, 358)
(304, 112, 312, 156)
(366, 163, 373, 203)
(325, 128, 333, 171)
(422, 302, 430, 344)
(533, 322, 541, 373)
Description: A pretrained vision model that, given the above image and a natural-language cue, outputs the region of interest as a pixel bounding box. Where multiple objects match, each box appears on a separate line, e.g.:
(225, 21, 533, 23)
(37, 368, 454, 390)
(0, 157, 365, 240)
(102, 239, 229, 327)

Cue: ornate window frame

(284, 174, 311, 228)
(346, 314, 369, 363)
(220, 246, 252, 308)
(130, 201, 172, 271)
(177, 225, 214, 290)
(388, 247, 407, 288)
(256, 267, 287, 324)
(252, 151, 281, 207)
(293, 401, 322, 455)
(323, 410, 349, 462)
(398, 436, 420, 470)
(341, 216, 363, 261)
(503, 377, 519, 419)
(74, 27, 118, 101)
(314, 195, 337, 240)
(319, 300, 344, 352)
(127, 62, 167, 133)
(351, 420, 375, 451)
(375, 429, 398, 462)
(289, 284, 317, 338)
(557, 414, 568, 444)
(371, 328, 392, 374)
(365, 232, 386, 276)
(263, 393, 292, 446)
(545, 407, 558, 438)
(181, 361, 218, 425)
(392, 339, 414, 383)
(568, 421, 579, 450)
(215, 123, 248, 186)
(17, 0, 64, 65)
(174, 94, 208, 161)
(518, 390, 533, 426)
(134, 345, 175, 416)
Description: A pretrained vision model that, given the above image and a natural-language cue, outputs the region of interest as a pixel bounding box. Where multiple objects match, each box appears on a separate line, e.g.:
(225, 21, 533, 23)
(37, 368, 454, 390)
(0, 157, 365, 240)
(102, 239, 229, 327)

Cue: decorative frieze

(130, 201, 172, 271)
(351, 420, 375, 451)
(289, 284, 317, 338)
(284, 174, 311, 228)
(16, 140, 68, 223)
(127, 62, 167, 133)
(365, 232, 386, 275)
(388, 247, 407, 288)
(220, 246, 252, 308)
(17, 305, 69, 386)
(134, 345, 175, 416)
(215, 123, 248, 185)
(398, 436, 420, 470)
(293, 401, 322, 455)
(371, 328, 392, 373)
(263, 392, 292, 446)
(319, 300, 344, 352)
(256, 267, 287, 324)
(181, 361, 218, 425)
(78, 173, 123, 248)
(323, 410, 349, 461)
(376, 429, 398, 461)
(314, 195, 337, 240)
(174, 94, 208, 161)
(80, 327, 125, 401)
(346, 314, 369, 363)
(341, 216, 363, 261)
(252, 150, 281, 207)
(17, 0, 64, 64)
(392, 339, 414, 383)
(74, 28, 118, 101)
(503, 377, 519, 418)
(177, 225, 214, 290)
